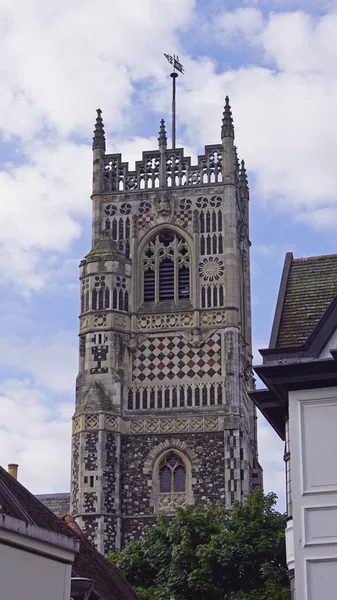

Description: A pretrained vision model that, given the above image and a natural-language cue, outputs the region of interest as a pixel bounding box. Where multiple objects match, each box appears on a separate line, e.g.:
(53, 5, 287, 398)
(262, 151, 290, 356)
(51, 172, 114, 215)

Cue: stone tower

(70, 99, 262, 554)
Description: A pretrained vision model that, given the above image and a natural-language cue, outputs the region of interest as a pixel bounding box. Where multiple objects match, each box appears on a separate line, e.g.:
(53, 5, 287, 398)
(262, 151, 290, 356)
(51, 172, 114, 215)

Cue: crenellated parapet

(103, 144, 224, 193)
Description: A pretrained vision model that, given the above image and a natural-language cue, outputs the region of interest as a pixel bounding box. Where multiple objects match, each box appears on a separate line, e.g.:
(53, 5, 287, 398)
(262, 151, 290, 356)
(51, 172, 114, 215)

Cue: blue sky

(1, 0, 337, 508)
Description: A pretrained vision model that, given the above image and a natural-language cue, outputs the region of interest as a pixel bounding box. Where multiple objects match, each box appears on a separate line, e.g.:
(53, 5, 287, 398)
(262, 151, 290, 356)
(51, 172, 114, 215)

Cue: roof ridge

(293, 253, 337, 262)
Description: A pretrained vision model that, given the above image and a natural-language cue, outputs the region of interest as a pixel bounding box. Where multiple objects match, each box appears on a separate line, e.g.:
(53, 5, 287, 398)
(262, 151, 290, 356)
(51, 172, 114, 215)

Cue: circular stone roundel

(199, 257, 224, 282)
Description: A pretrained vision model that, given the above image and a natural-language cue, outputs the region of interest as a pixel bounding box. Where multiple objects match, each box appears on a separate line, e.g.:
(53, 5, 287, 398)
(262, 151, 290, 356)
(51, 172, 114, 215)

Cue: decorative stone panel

(136, 312, 194, 330)
(105, 415, 117, 430)
(157, 493, 188, 511)
(132, 333, 221, 382)
(73, 415, 82, 433)
(200, 310, 226, 325)
(85, 414, 99, 430)
(130, 416, 219, 435)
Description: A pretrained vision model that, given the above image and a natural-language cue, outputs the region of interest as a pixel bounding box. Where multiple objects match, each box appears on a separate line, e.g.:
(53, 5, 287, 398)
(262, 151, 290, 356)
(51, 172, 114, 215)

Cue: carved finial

(158, 118, 167, 147)
(221, 96, 234, 139)
(92, 108, 106, 151)
(240, 159, 249, 193)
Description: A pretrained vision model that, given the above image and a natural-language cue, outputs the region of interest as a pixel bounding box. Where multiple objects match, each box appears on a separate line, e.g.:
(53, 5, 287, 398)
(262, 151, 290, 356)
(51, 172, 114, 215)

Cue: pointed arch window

(143, 229, 190, 303)
(159, 452, 186, 493)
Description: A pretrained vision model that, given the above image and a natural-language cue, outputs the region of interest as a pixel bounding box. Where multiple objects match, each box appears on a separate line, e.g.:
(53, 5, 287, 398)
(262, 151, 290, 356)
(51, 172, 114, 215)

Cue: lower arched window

(159, 451, 186, 493)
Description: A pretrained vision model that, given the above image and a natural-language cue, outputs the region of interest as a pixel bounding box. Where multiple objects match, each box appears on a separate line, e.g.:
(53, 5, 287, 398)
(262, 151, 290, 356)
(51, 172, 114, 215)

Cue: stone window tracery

(159, 452, 186, 493)
(143, 229, 191, 303)
(92, 276, 110, 310)
(154, 449, 191, 512)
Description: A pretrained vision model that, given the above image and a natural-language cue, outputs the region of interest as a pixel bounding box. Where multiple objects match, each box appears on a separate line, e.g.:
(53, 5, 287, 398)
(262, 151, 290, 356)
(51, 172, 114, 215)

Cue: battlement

(104, 144, 223, 192)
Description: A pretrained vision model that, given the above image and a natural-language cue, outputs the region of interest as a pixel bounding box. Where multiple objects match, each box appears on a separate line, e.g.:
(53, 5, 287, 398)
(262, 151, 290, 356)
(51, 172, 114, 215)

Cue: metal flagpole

(164, 53, 184, 150)
(171, 67, 178, 149)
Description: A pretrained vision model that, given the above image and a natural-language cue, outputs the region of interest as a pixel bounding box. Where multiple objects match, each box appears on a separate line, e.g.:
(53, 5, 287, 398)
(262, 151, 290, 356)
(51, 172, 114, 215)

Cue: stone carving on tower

(70, 98, 263, 554)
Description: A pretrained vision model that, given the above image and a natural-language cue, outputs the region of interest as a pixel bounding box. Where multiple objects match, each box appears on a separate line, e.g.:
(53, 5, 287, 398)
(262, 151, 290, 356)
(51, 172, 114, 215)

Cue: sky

(1, 0, 337, 511)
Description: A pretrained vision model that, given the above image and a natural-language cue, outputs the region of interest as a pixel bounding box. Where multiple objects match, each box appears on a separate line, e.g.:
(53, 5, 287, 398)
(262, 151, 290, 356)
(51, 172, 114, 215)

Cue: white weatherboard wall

(289, 387, 337, 600)
(0, 514, 79, 600)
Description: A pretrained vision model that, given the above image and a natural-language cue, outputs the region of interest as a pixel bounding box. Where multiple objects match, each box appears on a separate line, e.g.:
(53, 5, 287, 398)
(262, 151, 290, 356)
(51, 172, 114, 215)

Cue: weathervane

(164, 53, 184, 150)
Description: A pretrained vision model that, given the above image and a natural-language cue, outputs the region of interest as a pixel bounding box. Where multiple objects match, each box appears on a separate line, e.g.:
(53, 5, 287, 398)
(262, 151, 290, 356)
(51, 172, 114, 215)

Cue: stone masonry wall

(104, 432, 117, 512)
(120, 432, 225, 515)
(84, 432, 98, 470)
(71, 435, 80, 514)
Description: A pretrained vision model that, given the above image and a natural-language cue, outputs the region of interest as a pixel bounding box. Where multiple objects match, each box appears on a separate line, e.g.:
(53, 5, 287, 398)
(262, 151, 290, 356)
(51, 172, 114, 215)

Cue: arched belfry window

(143, 229, 191, 303)
(159, 452, 186, 493)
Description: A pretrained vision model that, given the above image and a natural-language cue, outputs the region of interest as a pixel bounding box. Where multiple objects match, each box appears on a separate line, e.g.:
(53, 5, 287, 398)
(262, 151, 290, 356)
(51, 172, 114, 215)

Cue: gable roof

(269, 252, 337, 350)
(0, 466, 137, 600)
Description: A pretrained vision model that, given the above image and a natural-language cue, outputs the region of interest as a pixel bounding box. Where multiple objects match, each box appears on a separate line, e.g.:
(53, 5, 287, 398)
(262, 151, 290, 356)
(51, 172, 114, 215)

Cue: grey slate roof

(0, 466, 137, 600)
(270, 252, 337, 349)
(35, 492, 70, 516)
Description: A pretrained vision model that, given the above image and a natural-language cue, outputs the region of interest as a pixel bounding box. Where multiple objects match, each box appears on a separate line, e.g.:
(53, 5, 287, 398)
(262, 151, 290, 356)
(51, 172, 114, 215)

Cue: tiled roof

(0, 467, 137, 600)
(35, 492, 70, 516)
(276, 254, 337, 348)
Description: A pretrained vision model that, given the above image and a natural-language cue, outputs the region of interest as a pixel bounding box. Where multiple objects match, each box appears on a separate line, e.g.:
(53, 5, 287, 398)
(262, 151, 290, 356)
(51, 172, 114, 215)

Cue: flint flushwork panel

(132, 334, 221, 383)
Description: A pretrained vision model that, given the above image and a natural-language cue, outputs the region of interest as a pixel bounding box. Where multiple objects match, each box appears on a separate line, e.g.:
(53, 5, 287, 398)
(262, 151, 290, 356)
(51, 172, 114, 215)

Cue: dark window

(118, 289, 123, 310)
(159, 452, 186, 494)
(159, 258, 174, 300)
(212, 212, 217, 232)
(160, 466, 171, 493)
(178, 266, 190, 299)
(119, 218, 123, 239)
(128, 389, 133, 409)
(174, 466, 185, 492)
(112, 219, 117, 240)
(113, 288, 118, 309)
(213, 234, 217, 254)
(144, 269, 155, 302)
(200, 211, 205, 233)
(125, 217, 130, 239)
(200, 235, 205, 255)
(206, 211, 211, 232)
(195, 387, 200, 406)
(218, 211, 222, 231)
(105, 288, 110, 309)
(143, 229, 190, 303)
(92, 289, 97, 310)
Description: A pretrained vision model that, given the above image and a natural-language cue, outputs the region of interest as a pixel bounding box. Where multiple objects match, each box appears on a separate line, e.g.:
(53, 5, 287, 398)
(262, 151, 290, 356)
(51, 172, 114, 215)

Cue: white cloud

(215, 7, 264, 44)
(0, 0, 195, 140)
(295, 207, 337, 230)
(0, 332, 77, 394)
(0, 378, 72, 493)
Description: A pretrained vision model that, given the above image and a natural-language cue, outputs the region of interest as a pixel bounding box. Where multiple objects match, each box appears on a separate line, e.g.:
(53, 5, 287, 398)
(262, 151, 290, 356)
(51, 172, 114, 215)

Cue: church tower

(70, 99, 262, 553)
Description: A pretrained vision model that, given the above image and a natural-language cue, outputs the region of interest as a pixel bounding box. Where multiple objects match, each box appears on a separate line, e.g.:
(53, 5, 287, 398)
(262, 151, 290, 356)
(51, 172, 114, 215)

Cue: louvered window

(143, 229, 190, 303)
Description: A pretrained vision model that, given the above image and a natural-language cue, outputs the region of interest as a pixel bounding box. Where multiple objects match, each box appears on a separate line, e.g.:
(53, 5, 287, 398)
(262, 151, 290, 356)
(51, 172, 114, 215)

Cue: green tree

(108, 488, 289, 600)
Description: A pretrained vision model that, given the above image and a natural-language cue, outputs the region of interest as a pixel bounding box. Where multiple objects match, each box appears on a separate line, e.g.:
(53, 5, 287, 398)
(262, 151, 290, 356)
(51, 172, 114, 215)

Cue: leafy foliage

(107, 488, 289, 600)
